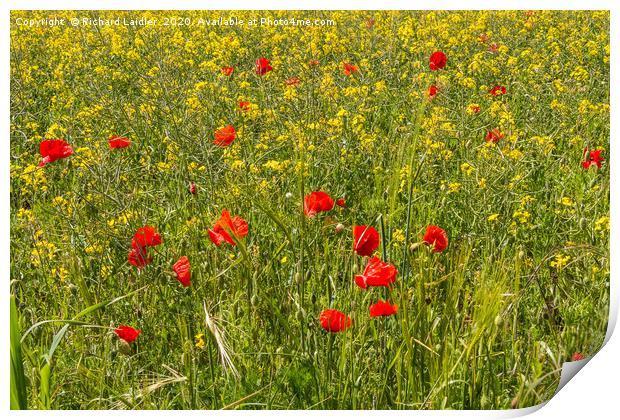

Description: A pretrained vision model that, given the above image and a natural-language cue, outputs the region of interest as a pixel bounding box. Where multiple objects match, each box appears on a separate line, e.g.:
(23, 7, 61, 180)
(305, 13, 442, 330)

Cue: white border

(3, 1, 617, 419)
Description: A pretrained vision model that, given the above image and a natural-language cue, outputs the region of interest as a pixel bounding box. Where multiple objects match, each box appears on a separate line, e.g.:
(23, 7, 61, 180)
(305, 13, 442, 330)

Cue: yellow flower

(392, 229, 405, 243)
(460, 162, 474, 176)
(195, 333, 206, 350)
(186, 96, 200, 110)
(17, 208, 35, 223)
(550, 254, 571, 270)
(466, 103, 480, 115)
(595, 216, 610, 232)
(447, 182, 461, 194)
(51, 266, 69, 282)
(512, 209, 531, 224)
(487, 213, 500, 222)
(557, 197, 574, 207)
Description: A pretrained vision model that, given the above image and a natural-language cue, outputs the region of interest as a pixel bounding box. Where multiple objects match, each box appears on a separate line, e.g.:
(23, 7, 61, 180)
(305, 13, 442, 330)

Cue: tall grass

(9, 10, 609, 409)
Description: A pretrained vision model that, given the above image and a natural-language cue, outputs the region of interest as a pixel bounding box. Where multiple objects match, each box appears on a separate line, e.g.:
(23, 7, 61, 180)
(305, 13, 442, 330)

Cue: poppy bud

(296, 308, 306, 323)
(352, 263, 359, 273)
(118, 339, 132, 355)
(410, 242, 422, 252)
(511, 397, 519, 409)
(294, 272, 302, 285)
(251, 294, 258, 306)
(189, 181, 197, 194)
(335, 223, 345, 234)
(494, 315, 503, 326)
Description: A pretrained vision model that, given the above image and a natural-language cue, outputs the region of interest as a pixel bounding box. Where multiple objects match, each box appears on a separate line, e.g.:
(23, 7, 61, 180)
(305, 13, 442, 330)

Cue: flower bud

(118, 339, 132, 355)
(410, 242, 422, 252)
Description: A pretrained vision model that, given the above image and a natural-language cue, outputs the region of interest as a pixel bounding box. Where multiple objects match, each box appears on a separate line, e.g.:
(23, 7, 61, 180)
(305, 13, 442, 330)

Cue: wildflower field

(9, 10, 610, 410)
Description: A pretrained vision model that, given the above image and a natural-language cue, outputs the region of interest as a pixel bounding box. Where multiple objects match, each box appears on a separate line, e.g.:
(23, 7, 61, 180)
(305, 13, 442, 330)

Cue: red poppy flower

(485, 128, 504, 143)
(343, 62, 358, 76)
(285, 77, 301, 86)
(478, 33, 489, 43)
(488, 43, 500, 53)
(571, 352, 585, 361)
(354, 256, 397, 289)
(336, 198, 346, 207)
(239, 101, 251, 111)
(131, 226, 162, 250)
(468, 104, 481, 114)
(319, 309, 352, 333)
(369, 300, 399, 317)
(221, 67, 234, 76)
(429, 51, 447, 70)
(109, 136, 131, 149)
(114, 325, 141, 343)
(308, 59, 320, 67)
(128, 247, 152, 268)
(172, 256, 191, 287)
(582, 148, 604, 169)
(423, 225, 449, 253)
(39, 139, 74, 167)
(489, 85, 507, 96)
(189, 181, 197, 194)
(255, 57, 272, 75)
(353, 225, 380, 257)
(428, 85, 439, 99)
(213, 125, 236, 147)
(208, 209, 249, 247)
(304, 191, 335, 217)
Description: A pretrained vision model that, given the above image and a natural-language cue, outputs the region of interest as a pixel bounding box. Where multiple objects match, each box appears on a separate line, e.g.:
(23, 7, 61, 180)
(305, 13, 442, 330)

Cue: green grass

(10, 10, 609, 409)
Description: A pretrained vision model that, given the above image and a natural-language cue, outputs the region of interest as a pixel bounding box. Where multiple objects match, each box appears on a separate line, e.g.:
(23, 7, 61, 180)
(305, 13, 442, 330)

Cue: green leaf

(10, 295, 28, 410)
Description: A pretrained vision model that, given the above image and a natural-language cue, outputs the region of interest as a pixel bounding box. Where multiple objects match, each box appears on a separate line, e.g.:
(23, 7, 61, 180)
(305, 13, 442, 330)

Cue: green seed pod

(579, 217, 586, 230)
(294, 272, 302, 285)
(296, 308, 306, 323)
